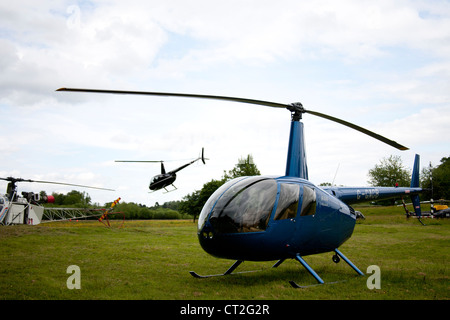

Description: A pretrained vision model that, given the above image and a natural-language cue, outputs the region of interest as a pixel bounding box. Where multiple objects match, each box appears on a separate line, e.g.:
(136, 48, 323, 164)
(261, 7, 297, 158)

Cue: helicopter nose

(199, 223, 215, 240)
(198, 223, 224, 258)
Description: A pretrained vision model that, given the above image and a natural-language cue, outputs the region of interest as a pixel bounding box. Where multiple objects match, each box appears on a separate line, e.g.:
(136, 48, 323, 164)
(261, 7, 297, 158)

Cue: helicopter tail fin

(410, 154, 421, 217)
(201, 147, 208, 164)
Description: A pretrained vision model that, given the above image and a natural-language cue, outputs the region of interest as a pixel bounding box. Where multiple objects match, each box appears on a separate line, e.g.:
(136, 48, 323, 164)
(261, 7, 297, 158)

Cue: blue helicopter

(56, 88, 423, 287)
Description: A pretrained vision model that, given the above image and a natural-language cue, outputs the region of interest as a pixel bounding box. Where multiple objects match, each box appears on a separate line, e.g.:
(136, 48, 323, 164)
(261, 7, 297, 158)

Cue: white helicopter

(0, 176, 114, 225)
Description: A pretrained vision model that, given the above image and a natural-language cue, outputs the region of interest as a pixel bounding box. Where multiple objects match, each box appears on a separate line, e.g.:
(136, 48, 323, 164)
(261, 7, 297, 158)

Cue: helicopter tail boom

(170, 148, 207, 174)
(322, 154, 422, 209)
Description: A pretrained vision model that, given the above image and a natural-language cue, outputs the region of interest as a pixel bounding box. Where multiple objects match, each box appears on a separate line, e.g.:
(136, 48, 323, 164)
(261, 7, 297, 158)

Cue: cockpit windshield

(199, 176, 277, 234)
(197, 176, 317, 235)
(197, 177, 243, 231)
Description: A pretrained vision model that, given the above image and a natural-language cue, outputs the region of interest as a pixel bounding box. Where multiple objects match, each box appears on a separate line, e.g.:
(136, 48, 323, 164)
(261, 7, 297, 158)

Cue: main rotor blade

(115, 160, 163, 163)
(305, 110, 409, 150)
(30, 180, 115, 191)
(1, 177, 114, 191)
(56, 87, 289, 109)
(57, 87, 408, 150)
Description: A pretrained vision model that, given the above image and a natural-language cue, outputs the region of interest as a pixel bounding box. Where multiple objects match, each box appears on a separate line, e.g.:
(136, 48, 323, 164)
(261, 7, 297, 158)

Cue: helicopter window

(197, 177, 248, 231)
(151, 176, 159, 183)
(300, 186, 316, 216)
(209, 177, 277, 234)
(274, 184, 300, 220)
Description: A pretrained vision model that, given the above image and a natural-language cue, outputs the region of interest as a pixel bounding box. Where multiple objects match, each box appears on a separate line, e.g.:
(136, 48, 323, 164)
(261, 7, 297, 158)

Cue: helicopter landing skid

(189, 269, 263, 278)
(163, 184, 177, 193)
(289, 280, 346, 289)
(289, 249, 365, 288)
(148, 184, 177, 194)
(189, 260, 264, 278)
(190, 250, 364, 288)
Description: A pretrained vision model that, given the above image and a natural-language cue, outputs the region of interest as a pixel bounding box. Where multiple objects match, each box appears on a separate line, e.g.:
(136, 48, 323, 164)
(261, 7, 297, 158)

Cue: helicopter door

(295, 185, 318, 254)
(268, 183, 301, 251)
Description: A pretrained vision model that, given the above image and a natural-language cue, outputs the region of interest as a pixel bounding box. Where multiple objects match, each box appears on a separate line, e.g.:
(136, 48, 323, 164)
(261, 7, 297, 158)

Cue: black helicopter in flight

(57, 87, 422, 287)
(115, 148, 207, 193)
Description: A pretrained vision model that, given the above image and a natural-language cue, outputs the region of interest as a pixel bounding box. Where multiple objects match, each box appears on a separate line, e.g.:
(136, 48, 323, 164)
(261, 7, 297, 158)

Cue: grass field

(0, 205, 448, 301)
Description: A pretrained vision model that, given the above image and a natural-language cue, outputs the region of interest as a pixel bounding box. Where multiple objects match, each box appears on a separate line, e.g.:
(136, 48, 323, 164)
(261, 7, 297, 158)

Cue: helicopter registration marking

(357, 189, 379, 200)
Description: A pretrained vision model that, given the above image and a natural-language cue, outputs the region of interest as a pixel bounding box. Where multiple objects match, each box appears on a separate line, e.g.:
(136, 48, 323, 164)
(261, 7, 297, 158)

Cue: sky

(1, 0, 449, 207)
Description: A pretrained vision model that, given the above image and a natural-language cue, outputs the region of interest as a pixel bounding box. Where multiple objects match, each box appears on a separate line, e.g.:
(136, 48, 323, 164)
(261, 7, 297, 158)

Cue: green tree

(179, 189, 201, 220)
(223, 154, 261, 181)
(50, 190, 92, 207)
(367, 155, 410, 187)
(432, 157, 450, 200)
(421, 156, 450, 200)
(180, 179, 225, 221)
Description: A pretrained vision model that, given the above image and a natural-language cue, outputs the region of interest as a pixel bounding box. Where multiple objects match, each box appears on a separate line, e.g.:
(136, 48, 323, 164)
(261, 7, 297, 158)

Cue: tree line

(43, 190, 190, 220)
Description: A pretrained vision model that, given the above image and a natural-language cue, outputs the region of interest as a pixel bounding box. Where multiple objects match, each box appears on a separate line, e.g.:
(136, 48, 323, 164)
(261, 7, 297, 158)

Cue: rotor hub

(287, 102, 304, 121)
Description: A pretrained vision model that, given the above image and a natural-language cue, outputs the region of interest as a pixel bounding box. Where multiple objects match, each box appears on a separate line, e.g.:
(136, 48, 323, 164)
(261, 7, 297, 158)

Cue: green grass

(0, 206, 448, 300)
